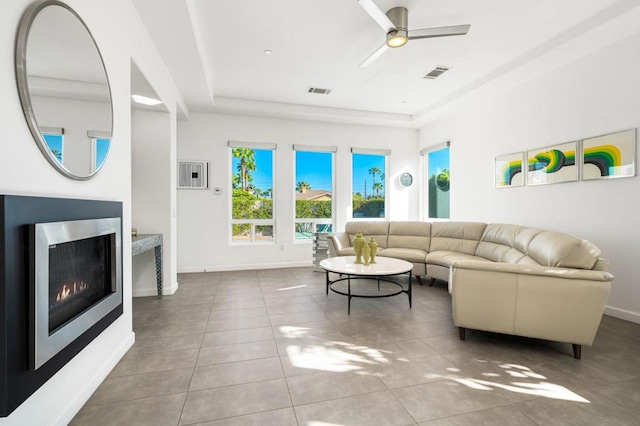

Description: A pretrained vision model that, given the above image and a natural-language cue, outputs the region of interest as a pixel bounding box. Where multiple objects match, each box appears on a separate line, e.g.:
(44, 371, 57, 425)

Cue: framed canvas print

(582, 129, 636, 180)
(494, 152, 524, 188)
(527, 141, 578, 186)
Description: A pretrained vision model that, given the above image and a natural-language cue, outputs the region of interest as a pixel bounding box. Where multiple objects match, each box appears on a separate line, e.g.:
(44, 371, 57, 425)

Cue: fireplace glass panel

(48, 234, 114, 333)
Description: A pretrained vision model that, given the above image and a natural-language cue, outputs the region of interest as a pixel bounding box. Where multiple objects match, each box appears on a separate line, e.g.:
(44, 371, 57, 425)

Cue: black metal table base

(325, 271, 412, 314)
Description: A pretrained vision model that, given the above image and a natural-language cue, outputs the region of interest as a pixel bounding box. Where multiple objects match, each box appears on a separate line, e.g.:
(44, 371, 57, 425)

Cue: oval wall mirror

(16, 0, 113, 180)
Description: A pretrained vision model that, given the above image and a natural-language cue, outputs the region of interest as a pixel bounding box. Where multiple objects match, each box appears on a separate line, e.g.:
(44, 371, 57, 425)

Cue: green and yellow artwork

(495, 153, 523, 187)
(527, 141, 578, 185)
(582, 129, 636, 180)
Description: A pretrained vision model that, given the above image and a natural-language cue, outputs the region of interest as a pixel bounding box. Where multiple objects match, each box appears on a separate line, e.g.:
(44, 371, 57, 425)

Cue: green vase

(353, 232, 365, 264)
(368, 237, 378, 264)
(363, 243, 371, 266)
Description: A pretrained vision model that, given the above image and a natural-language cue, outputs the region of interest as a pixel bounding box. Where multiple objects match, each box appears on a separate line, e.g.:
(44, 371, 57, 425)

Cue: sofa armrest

(450, 260, 614, 282)
(327, 232, 350, 257)
(450, 260, 613, 346)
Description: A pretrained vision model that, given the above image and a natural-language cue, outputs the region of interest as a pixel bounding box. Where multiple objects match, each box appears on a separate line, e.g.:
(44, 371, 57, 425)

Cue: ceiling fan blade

(408, 24, 471, 40)
(357, 0, 396, 33)
(359, 43, 389, 68)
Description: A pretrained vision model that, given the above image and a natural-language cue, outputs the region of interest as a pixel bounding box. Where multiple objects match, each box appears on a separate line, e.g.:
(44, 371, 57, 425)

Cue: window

(42, 127, 64, 163)
(88, 131, 111, 172)
(230, 142, 275, 243)
(294, 145, 336, 240)
(423, 142, 450, 219)
(351, 149, 389, 219)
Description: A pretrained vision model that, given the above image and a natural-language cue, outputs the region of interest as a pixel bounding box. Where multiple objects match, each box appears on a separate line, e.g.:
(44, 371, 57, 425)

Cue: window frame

(293, 145, 337, 243)
(421, 142, 451, 220)
(350, 148, 390, 220)
(228, 141, 277, 245)
(41, 126, 64, 164)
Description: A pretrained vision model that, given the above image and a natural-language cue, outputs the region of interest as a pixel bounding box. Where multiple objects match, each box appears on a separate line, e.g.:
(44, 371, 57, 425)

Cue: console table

(132, 234, 163, 298)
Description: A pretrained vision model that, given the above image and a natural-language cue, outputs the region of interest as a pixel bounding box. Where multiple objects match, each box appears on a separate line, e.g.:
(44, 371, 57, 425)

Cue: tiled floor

(72, 268, 640, 425)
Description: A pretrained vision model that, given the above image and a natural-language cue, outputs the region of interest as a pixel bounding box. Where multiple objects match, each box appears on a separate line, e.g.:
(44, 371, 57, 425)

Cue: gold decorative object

(131, 228, 137, 237)
(368, 237, 378, 264)
(353, 232, 365, 264)
(363, 243, 371, 266)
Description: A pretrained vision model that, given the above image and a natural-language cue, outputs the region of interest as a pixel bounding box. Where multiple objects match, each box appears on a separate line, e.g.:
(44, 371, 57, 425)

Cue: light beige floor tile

(127, 333, 204, 356)
(213, 293, 264, 303)
(343, 325, 418, 345)
(591, 377, 640, 415)
(401, 320, 458, 338)
(133, 309, 211, 328)
(209, 306, 269, 320)
(71, 393, 186, 426)
(212, 299, 266, 311)
(193, 408, 298, 426)
(190, 357, 283, 391)
(134, 320, 208, 338)
(268, 311, 330, 326)
(197, 340, 278, 366)
(376, 354, 455, 389)
(264, 295, 317, 306)
(294, 390, 416, 426)
(514, 389, 639, 425)
(179, 379, 291, 425)
(202, 326, 274, 347)
(392, 380, 509, 422)
(206, 315, 271, 332)
(271, 320, 340, 339)
(287, 370, 387, 405)
(266, 302, 323, 316)
(387, 310, 451, 324)
(110, 349, 199, 377)
(87, 368, 193, 405)
(419, 406, 537, 425)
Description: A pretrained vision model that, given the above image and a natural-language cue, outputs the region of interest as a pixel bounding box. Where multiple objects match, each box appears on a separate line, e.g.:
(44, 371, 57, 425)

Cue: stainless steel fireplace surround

(30, 218, 122, 370)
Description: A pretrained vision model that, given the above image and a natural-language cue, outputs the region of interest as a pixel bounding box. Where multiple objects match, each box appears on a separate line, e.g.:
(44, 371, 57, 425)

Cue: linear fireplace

(30, 217, 122, 370)
(1, 195, 123, 417)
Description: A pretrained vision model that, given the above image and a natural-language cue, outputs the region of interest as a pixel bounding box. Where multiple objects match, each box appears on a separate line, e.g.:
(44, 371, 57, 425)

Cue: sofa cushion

(378, 248, 427, 263)
(524, 231, 601, 270)
(337, 247, 356, 256)
(427, 250, 491, 268)
(430, 222, 487, 255)
(344, 221, 390, 248)
(387, 221, 431, 252)
(476, 224, 543, 264)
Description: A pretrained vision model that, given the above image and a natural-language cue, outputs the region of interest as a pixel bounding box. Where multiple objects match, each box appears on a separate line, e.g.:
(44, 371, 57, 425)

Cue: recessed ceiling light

(131, 94, 163, 106)
(401, 100, 408, 104)
(264, 49, 273, 55)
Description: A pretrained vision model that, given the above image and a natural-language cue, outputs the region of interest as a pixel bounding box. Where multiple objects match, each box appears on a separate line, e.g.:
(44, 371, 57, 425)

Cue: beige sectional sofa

(327, 221, 614, 359)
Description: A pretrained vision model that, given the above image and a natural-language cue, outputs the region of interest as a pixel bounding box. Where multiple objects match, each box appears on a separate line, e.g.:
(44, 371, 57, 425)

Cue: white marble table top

(319, 256, 412, 276)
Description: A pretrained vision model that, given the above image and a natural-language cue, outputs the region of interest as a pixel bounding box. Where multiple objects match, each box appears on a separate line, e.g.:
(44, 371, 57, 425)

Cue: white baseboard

(132, 280, 179, 297)
(53, 331, 135, 426)
(604, 305, 640, 324)
(177, 261, 313, 274)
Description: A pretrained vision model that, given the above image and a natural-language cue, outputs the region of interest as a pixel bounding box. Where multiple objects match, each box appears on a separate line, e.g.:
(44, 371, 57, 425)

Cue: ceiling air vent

(423, 66, 451, 79)
(307, 87, 332, 95)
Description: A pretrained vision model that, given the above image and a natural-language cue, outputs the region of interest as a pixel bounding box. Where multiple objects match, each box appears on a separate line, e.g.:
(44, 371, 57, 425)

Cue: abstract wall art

(494, 152, 524, 188)
(582, 129, 636, 180)
(527, 141, 578, 186)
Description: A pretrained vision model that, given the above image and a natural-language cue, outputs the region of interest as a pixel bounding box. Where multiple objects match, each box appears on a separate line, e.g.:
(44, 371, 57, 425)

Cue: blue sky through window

(95, 138, 109, 169)
(43, 134, 63, 161)
(232, 148, 273, 193)
(428, 147, 449, 177)
(352, 153, 385, 196)
(295, 151, 332, 191)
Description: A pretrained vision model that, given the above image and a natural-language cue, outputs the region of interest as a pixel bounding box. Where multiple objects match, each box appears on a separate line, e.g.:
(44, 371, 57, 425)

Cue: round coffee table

(320, 256, 413, 314)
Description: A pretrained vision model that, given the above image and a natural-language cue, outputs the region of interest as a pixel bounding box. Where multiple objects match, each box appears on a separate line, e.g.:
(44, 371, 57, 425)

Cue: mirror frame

(15, 0, 114, 181)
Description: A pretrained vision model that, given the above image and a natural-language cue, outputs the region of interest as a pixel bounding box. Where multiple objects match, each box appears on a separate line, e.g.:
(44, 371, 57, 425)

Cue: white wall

(418, 31, 640, 323)
(0, 0, 180, 424)
(31, 96, 112, 176)
(177, 113, 418, 272)
(132, 109, 178, 296)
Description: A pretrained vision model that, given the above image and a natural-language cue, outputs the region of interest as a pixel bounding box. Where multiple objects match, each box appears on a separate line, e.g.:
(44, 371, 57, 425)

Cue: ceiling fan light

(386, 30, 407, 48)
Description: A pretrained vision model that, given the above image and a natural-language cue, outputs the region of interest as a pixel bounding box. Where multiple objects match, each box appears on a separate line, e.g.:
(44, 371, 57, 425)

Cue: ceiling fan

(357, 0, 471, 67)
